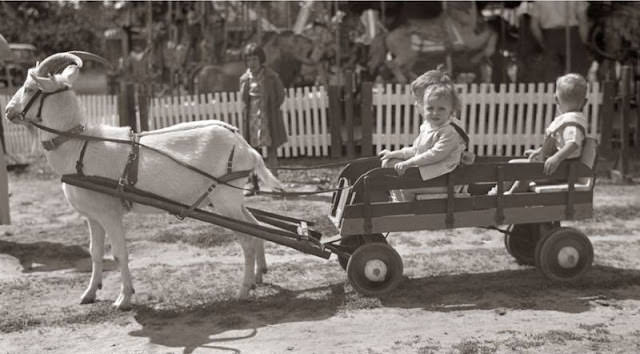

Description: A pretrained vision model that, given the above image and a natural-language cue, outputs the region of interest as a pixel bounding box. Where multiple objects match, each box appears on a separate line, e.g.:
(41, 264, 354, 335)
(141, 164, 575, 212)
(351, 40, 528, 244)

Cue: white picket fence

(1, 83, 603, 159)
(148, 86, 330, 158)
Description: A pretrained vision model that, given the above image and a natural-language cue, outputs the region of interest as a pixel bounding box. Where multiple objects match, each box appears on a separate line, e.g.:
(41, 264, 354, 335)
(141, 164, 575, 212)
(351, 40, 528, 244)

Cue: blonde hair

(411, 65, 460, 112)
(556, 73, 588, 110)
(423, 83, 457, 111)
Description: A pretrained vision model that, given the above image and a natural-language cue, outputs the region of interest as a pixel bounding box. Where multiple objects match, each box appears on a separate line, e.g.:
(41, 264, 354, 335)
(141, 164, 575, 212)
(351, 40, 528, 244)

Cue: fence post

(0, 107, 9, 224)
(613, 66, 632, 182)
(360, 81, 374, 156)
(137, 84, 150, 132)
(599, 81, 615, 158)
(635, 80, 640, 153)
(344, 70, 355, 158)
(328, 85, 343, 158)
(118, 82, 136, 130)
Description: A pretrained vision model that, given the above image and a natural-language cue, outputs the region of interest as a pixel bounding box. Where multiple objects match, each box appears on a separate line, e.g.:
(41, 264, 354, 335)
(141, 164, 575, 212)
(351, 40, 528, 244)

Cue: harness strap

(450, 121, 470, 147)
(42, 124, 85, 151)
(116, 131, 141, 210)
(75, 140, 89, 175)
(177, 183, 217, 220)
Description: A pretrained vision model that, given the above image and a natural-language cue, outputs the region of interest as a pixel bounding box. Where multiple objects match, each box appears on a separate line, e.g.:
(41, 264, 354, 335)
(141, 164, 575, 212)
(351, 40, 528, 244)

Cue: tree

(0, 2, 114, 59)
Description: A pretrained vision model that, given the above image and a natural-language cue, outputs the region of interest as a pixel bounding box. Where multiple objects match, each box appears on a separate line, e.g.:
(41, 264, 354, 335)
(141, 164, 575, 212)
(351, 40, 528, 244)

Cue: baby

(379, 70, 468, 201)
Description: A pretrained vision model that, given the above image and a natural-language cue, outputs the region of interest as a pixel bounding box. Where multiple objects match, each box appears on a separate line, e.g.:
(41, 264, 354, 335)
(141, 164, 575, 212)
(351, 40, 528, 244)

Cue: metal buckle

(41, 140, 54, 151)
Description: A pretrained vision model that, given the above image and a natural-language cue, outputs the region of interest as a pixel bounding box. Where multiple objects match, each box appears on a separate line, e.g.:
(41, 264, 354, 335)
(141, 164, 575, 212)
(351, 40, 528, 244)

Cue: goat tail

(250, 148, 284, 192)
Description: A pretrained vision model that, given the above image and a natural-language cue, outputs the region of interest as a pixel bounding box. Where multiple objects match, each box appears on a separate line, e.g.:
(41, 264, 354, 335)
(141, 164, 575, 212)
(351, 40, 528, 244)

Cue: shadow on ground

(130, 284, 346, 353)
(0, 240, 116, 272)
(129, 264, 640, 353)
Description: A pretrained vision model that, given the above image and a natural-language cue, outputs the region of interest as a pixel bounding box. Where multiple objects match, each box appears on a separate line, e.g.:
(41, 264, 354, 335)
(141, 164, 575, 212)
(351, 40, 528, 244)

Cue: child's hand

(525, 147, 542, 161)
(394, 161, 409, 176)
(378, 149, 392, 160)
(544, 155, 561, 175)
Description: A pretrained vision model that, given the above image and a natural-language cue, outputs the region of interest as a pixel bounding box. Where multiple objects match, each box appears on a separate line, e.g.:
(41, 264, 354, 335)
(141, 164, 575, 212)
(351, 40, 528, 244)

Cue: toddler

(379, 77, 468, 201)
(500, 73, 589, 194)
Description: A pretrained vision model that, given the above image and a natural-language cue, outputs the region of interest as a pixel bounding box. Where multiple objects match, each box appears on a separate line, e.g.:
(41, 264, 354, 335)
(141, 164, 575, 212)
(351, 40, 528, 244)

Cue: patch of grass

(533, 329, 583, 345)
(0, 315, 42, 333)
(425, 238, 453, 247)
(451, 338, 497, 354)
(594, 204, 640, 221)
(152, 225, 236, 248)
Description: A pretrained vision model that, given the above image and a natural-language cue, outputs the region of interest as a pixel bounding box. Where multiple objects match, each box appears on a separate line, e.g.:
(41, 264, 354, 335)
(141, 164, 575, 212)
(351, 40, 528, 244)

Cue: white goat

(5, 52, 283, 310)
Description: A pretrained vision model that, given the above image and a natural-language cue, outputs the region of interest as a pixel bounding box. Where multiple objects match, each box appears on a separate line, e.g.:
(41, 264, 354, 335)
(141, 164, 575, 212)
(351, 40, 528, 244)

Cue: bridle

(16, 86, 70, 124)
(14, 86, 85, 151)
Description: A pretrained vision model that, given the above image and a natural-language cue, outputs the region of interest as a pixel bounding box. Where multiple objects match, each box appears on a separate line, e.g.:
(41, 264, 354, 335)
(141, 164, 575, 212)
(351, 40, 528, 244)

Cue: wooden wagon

(325, 138, 597, 295)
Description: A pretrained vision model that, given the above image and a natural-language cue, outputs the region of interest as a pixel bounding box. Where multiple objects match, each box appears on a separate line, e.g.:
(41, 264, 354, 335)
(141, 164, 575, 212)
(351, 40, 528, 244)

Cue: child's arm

(543, 142, 579, 175)
(378, 146, 415, 162)
(543, 125, 585, 175)
(395, 132, 459, 174)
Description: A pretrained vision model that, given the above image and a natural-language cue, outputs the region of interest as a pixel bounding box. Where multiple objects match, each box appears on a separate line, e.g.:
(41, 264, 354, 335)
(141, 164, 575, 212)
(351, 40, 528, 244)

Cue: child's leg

(489, 158, 529, 195)
(381, 158, 405, 202)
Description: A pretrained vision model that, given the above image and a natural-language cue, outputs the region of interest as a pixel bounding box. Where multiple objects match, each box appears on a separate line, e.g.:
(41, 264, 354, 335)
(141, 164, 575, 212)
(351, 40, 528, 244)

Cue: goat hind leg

(80, 218, 106, 304)
(236, 235, 257, 299)
(241, 206, 267, 283)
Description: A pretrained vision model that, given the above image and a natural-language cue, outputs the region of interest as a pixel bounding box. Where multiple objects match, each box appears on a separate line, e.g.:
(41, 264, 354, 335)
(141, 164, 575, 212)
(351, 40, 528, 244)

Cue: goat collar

(41, 124, 85, 151)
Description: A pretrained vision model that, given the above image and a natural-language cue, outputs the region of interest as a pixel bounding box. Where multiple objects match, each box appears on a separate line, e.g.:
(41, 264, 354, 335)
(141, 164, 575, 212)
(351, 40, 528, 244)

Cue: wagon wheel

(346, 242, 403, 297)
(534, 227, 593, 282)
(505, 222, 558, 266)
(337, 233, 387, 270)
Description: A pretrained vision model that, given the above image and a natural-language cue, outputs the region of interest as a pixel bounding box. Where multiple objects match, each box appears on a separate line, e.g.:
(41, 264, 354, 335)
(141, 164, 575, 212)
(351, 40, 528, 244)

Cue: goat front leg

(103, 220, 134, 310)
(80, 218, 106, 304)
(255, 239, 267, 283)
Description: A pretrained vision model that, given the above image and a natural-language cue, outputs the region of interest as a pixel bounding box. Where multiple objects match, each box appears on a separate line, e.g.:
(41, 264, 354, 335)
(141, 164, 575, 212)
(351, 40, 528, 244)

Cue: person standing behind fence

(529, 1, 591, 82)
(239, 42, 287, 196)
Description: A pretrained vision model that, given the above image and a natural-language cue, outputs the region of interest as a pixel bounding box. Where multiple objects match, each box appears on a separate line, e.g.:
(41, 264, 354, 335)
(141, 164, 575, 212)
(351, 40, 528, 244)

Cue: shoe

(488, 185, 511, 196)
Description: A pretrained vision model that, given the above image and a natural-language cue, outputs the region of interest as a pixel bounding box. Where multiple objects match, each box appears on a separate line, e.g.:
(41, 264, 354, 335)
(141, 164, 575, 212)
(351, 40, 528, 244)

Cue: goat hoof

(113, 298, 132, 311)
(80, 296, 96, 305)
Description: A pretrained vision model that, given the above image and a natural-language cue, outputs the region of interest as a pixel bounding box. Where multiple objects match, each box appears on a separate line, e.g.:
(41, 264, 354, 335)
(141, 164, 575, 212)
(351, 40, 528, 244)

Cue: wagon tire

(337, 233, 386, 270)
(504, 224, 540, 265)
(505, 222, 558, 266)
(535, 227, 593, 282)
(346, 243, 403, 297)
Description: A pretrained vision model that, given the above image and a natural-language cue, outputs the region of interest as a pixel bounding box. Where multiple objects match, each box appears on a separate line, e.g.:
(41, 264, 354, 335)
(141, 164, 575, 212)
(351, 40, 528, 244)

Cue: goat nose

(5, 107, 17, 122)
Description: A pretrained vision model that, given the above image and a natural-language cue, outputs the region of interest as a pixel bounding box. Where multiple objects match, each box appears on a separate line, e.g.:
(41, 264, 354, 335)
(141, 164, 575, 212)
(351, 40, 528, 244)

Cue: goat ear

(56, 65, 80, 87)
(29, 71, 64, 92)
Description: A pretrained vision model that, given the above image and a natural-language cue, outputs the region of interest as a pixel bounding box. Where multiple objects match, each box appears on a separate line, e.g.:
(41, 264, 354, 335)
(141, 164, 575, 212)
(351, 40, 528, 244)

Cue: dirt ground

(2, 160, 640, 354)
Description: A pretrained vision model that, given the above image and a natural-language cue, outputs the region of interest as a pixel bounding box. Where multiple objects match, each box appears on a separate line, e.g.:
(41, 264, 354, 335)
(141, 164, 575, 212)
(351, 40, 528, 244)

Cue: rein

(21, 88, 351, 197)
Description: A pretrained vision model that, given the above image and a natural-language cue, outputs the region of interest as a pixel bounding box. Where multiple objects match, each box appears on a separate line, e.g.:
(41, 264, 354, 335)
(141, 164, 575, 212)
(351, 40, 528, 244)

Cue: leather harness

(19, 87, 253, 210)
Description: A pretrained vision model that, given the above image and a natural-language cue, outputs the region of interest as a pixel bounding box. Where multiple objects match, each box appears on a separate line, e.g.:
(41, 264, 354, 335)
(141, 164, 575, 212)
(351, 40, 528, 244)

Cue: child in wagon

(378, 68, 472, 201)
(491, 73, 589, 195)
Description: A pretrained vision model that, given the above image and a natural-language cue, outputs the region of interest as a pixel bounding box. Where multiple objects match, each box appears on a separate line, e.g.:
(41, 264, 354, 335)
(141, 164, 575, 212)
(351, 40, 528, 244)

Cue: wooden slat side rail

(342, 191, 593, 219)
(340, 204, 593, 235)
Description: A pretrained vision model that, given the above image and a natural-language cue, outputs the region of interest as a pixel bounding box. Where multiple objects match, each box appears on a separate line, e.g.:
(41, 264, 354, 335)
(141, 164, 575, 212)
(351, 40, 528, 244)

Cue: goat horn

(66, 51, 113, 71)
(36, 52, 83, 76)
